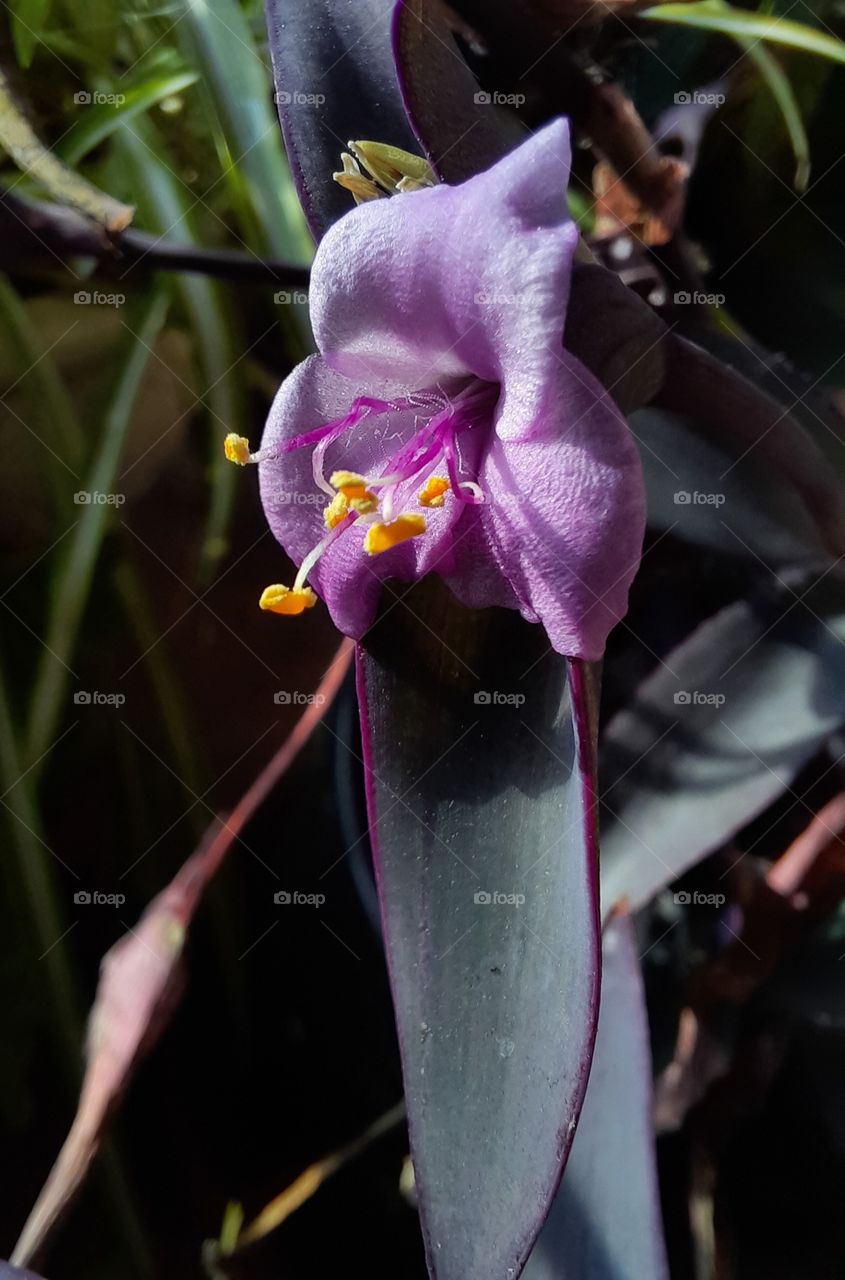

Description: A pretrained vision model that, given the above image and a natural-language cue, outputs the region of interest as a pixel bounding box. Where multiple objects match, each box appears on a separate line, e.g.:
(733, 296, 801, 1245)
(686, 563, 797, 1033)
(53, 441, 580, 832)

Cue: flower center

(225, 378, 498, 616)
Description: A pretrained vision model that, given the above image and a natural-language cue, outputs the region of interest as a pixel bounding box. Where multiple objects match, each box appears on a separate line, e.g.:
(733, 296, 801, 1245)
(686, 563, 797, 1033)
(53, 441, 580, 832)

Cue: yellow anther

(396, 175, 434, 194)
(348, 141, 436, 192)
(330, 470, 377, 503)
(324, 491, 350, 529)
(333, 153, 385, 204)
(334, 171, 385, 203)
(350, 494, 378, 515)
(224, 433, 252, 466)
(418, 475, 450, 508)
(259, 584, 317, 616)
(364, 514, 427, 556)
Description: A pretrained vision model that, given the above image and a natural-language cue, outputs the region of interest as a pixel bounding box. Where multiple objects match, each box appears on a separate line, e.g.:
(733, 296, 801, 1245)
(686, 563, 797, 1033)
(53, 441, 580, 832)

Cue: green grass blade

(113, 560, 206, 806)
(173, 0, 312, 262)
(739, 37, 811, 190)
(114, 117, 251, 579)
(0, 276, 85, 499)
(0, 668, 83, 1060)
(9, 0, 52, 68)
(26, 291, 170, 766)
(0, 670, 153, 1277)
(641, 1, 845, 64)
(57, 70, 200, 167)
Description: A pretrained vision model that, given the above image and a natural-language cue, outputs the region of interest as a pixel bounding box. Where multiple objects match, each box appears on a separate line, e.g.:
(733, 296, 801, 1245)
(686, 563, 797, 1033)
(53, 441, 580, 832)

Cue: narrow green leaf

(174, 0, 312, 262)
(113, 561, 206, 805)
(740, 37, 811, 190)
(57, 70, 200, 167)
(641, 1, 845, 65)
(113, 118, 250, 579)
(1, 678, 153, 1280)
(358, 582, 601, 1280)
(0, 276, 84, 489)
(26, 292, 169, 766)
(9, 0, 52, 69)
(0, 666, 82, 1062)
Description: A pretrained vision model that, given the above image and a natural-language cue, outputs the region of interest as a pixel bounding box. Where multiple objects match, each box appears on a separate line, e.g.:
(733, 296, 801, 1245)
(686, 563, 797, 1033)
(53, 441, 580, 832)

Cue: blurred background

(0, 2, 416, 1275)
(1, 0, 844, 1277)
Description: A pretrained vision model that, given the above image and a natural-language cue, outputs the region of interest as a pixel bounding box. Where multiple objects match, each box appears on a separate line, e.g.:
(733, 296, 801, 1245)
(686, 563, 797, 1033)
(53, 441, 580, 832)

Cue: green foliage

(0, 3, 313, 1271)
(642, 0, 845, 64)
(9, 0, 52, 69)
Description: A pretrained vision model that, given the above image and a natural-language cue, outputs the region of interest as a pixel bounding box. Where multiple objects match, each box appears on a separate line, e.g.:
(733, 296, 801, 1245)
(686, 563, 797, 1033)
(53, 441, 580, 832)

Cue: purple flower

(251, 119, 645, 660)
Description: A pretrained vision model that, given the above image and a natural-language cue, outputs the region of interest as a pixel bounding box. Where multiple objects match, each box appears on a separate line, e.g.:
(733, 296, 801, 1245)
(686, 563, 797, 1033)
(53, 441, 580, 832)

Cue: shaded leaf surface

(393, 0, 524, 182)
(656, 335, 845, 562)
(264, 0, 417, 237)
(525, 911, 669, 1280)
(600, 583, 845, 914)
(357, 581, 600, 1280)
(633, 405, 826, 567)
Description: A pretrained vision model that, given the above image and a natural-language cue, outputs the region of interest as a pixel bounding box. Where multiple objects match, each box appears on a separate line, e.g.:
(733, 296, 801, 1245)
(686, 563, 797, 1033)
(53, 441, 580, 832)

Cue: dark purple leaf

(600, 582, 845, 914)
(357, 580, 600, 1280)
(264, 0, 417, 238)
(655, 335, 845, 561)
(393, 6, 845, 560)
(692, 331, 845, 462)
(392, 4, 675, 418)
(524, 910, 669, 1280)
(392, 0, 524, 182)
(633, 405, 827, 568)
